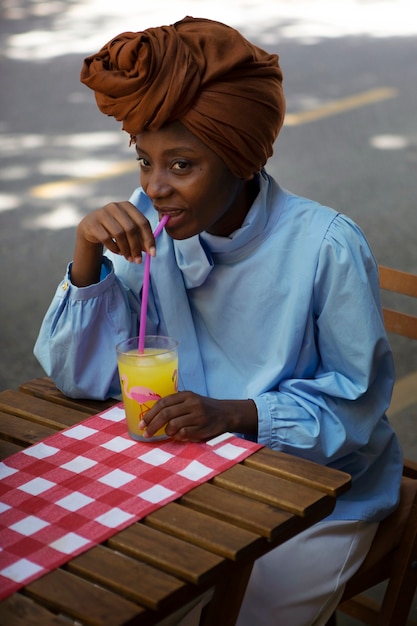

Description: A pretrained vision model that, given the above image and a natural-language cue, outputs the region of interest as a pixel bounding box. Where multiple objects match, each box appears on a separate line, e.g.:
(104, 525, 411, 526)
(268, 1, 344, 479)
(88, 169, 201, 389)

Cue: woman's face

(134, 122, 256, 239)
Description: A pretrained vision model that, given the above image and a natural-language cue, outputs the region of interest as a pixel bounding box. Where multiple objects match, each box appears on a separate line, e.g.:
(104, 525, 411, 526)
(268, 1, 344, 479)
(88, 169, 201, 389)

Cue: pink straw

(138, 215, 170, 353)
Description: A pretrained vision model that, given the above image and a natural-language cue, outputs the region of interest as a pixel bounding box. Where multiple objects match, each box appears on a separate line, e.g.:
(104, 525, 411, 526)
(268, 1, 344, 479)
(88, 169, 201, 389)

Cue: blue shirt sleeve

(33, 258, 136, 399)
(254, 215, 395, 465)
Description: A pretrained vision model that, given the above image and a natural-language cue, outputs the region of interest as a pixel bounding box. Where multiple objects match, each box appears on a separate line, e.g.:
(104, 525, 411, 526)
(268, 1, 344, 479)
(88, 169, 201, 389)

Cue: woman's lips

(159, 209, 185, 227)
(161, 209, 183, 216)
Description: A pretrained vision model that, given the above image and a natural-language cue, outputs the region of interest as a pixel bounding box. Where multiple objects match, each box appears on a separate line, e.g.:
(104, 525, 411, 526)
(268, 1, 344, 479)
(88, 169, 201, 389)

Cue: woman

(34, 16, 402, 625)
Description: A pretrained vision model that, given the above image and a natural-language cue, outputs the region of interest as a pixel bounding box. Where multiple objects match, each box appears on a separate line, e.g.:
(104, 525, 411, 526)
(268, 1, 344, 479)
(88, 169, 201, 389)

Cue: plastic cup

(116, 336, 178, 441)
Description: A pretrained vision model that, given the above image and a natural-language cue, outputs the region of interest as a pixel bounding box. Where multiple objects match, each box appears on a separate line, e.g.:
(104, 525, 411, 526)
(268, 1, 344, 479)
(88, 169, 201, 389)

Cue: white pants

(236, 519, 378, 626)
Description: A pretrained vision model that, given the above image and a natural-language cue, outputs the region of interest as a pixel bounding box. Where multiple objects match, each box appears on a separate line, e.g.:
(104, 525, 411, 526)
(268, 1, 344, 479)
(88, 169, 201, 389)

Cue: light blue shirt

(34, 170, 403, 522)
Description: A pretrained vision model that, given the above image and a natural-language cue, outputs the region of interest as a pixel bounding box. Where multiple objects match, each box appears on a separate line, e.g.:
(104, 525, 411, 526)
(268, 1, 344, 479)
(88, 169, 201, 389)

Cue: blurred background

(0, 1, 416, 621)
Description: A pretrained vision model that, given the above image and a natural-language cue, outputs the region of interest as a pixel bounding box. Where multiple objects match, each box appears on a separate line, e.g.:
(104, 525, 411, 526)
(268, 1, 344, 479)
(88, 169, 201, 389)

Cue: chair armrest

(403, 457, 417, 479)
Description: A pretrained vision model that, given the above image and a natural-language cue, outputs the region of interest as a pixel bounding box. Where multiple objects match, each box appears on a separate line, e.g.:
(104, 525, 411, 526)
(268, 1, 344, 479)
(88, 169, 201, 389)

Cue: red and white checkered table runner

(0, 403, 261, 600)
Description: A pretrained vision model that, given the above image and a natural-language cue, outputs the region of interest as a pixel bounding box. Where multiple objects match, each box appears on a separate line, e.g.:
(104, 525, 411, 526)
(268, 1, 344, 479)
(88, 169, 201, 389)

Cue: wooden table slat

(0, 390, 88, 431)
(107, 523, 226, 585)
(243, 447, 352, 496)
(19, 377, 116, 415)
(68, 544, 190, 611)
(0, 411, 56, 449)
(145, 502, 264, 561)
(0, 437, 25, 459)
(213, 463, 335, 517)
(180, 482, 295, 541)
(25, 567, 145, 626)
(0, 593, 72, 626)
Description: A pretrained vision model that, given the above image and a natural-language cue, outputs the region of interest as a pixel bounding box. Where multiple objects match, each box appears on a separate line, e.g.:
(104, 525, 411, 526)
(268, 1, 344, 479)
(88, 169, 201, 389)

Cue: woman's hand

(139, 391, 258, 442)
(79, 201, 156, 262)
(71, 201, 155, 287)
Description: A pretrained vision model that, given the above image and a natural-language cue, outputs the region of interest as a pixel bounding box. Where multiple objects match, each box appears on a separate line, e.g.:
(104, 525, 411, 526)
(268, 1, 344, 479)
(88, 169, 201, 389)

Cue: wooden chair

(327, 265, 417, 626)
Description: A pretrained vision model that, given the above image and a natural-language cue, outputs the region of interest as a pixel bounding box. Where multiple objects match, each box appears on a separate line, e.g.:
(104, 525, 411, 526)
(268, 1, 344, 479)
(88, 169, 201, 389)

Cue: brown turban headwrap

(80, 16, 285, 179)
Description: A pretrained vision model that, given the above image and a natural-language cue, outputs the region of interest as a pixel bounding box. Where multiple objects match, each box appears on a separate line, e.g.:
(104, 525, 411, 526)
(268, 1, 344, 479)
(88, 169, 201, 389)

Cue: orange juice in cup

(116, 336, 178, 441)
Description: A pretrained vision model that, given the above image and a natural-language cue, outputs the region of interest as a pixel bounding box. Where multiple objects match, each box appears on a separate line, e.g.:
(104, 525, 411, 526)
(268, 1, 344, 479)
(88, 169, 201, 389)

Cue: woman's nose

(144, 169, 172, 201)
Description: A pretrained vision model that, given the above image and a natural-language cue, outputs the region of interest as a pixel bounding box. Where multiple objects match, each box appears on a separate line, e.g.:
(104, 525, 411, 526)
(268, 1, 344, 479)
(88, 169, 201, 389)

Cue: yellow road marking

(30, 87, 398, 199)
(31, 160, 137, 199)
(284, 87, 398, 126)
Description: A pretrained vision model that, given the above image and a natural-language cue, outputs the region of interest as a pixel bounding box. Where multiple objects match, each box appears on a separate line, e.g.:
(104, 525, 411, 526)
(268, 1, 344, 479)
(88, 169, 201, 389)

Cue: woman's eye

(172, 160, 189, 171)
(136, 156, 150, 167)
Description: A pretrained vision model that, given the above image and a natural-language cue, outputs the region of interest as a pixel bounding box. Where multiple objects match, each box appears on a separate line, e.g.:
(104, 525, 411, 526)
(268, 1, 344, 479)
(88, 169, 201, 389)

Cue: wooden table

(0, 378, 351, 626)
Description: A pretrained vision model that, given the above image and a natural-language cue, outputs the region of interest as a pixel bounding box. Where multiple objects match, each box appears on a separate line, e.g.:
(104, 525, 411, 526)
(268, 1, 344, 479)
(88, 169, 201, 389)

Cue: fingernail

(149, 246, 156, 257)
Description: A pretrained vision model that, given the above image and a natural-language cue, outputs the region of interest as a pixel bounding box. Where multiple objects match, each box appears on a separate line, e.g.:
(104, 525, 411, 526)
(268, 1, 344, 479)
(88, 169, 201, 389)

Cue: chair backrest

(330, 265, 417, 626)
(379, 264, 417, 468)
(379, 265, 417, 340)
